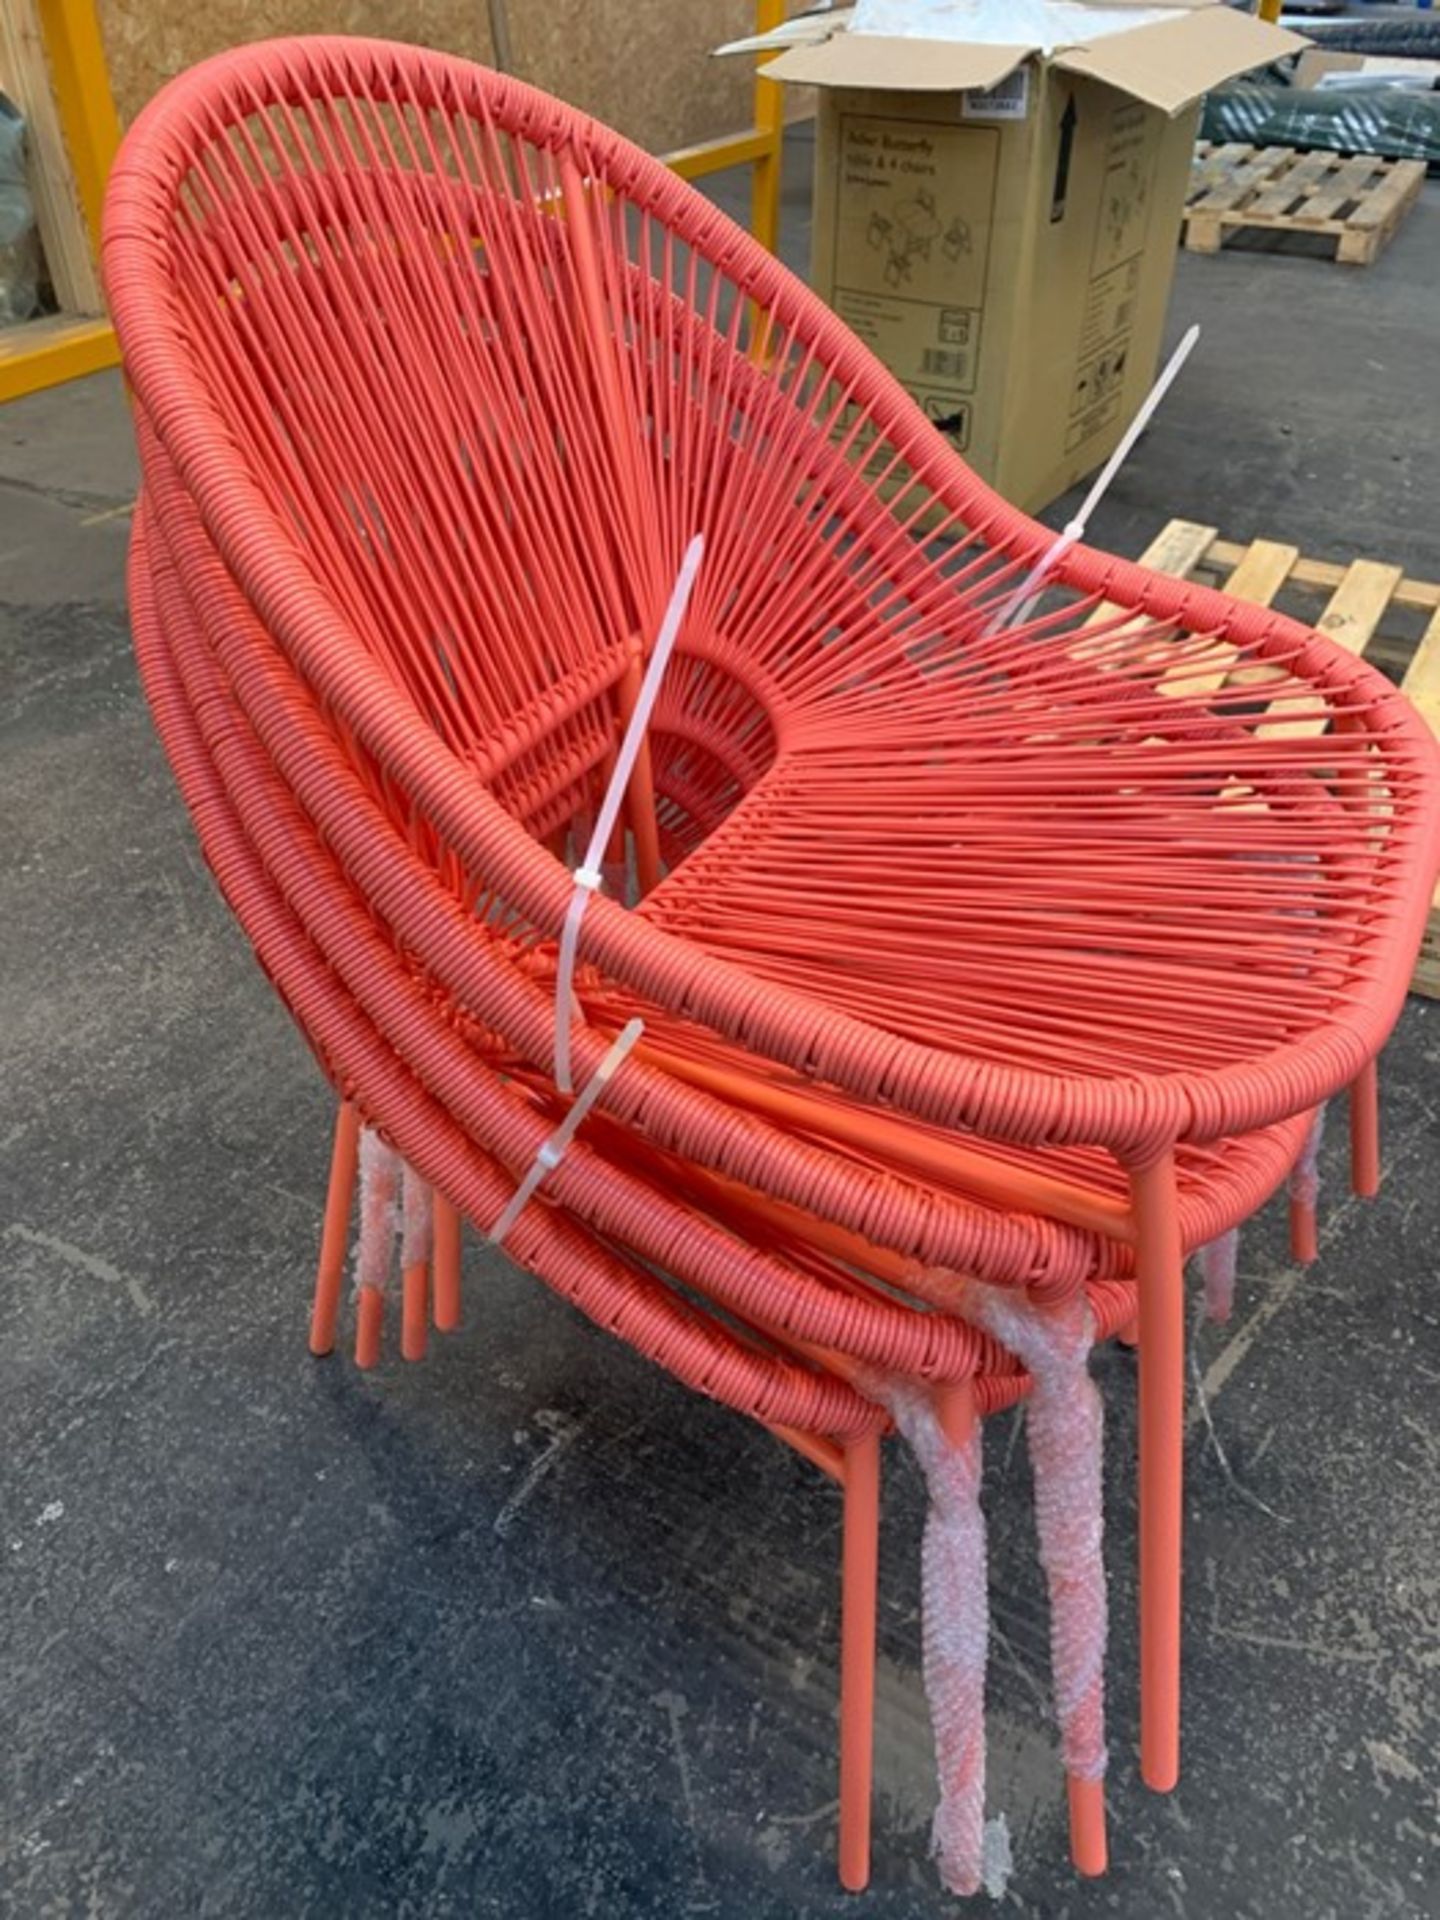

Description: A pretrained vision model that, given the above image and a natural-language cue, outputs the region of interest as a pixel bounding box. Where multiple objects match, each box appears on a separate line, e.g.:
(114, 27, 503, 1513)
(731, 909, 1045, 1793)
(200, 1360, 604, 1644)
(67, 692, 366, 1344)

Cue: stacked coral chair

(106, 37, 1440, 1898)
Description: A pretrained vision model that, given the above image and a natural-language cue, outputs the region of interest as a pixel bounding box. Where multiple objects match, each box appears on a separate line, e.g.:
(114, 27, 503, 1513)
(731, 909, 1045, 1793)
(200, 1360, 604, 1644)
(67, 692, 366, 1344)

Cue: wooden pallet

(1183, 143, 1427, 265)
(1107, 520, 1440, 998)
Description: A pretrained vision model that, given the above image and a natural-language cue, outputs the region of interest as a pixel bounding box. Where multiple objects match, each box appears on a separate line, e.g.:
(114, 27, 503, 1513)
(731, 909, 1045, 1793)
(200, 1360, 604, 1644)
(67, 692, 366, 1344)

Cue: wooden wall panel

(95, 1, 768, 155)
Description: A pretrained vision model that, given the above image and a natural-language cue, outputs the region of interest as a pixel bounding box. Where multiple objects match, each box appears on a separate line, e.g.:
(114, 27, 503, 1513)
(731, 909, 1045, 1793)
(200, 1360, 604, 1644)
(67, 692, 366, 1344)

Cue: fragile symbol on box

(921, 393, 971, 447)
(1071, 343, 1129, 415)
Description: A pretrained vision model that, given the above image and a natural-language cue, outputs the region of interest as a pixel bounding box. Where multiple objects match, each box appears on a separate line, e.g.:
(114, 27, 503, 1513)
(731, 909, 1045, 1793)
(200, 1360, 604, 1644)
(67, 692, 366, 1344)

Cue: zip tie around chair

(988, 325, 1199, 633)
(553, 539, 704, 1093)
(490, 1019, 646, 1248)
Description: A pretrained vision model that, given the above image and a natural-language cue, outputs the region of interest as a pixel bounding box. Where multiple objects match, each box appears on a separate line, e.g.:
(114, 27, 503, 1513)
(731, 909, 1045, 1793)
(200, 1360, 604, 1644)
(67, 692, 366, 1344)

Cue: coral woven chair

(130, 443, 1135, 1890)
(106, 33, 1440, 1897)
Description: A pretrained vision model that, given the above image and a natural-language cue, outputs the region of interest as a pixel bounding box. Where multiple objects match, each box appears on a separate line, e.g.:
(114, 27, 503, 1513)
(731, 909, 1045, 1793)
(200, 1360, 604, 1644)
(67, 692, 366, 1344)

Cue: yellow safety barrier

(0, 0, 789, 404)
(0, 0, 122, 402)
(663, 0, 788, 258)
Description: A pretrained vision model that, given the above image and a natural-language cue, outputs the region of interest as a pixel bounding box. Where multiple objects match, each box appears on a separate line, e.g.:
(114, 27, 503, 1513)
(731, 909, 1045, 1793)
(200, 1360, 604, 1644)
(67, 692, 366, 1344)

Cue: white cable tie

(986, 322, 1200, 635)
(489, 1018, 645, 1251)
(552, 533, 705, 1094)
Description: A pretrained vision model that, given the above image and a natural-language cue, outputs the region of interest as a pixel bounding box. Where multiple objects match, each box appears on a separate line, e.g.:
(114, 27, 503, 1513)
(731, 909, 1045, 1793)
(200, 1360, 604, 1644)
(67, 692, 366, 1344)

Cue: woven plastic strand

(355, 1128, 400, 1298)
(1288, 1102, 1327, 1216)
(1201, 1227, 1240, 1325)
(971, 1287, 1108, 1785)
(988, 324, 1200, 632)
(491, 1019, 645, 1249)
(878, 1382, 993, 1897)
(554, 537, 704, 1093)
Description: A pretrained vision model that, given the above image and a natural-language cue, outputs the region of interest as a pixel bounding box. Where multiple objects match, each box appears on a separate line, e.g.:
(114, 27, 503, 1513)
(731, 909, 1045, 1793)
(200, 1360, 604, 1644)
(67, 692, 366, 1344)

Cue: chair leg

(309, 1099, 361, 1356)
(401, 1254, 429, 1362)
(1068, 1775, 1107, 1879)
(354, 1129, 400, 1371)
(1287, 1106, 1325, 1267)
(838, 1429, 881, 1894)
(1350, 1059, 1380, 1199)
(616, 656, 663, 898)
(400, 1166, 431, 1363)
(1130, 1149, 1185, 1795)
(355, 1286, 384, 1370)
(432, 1192, 462, 1332)
(1288, 1193, 1318, 1267)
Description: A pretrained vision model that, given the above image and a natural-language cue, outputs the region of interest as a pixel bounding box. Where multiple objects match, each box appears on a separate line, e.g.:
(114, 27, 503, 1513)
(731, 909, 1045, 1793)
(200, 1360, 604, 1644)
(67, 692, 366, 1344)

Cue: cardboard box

(725, 5, 1301, 512)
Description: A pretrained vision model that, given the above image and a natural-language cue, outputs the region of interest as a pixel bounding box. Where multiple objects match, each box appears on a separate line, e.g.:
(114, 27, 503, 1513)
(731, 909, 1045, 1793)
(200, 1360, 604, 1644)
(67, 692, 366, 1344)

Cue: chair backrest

(105, 37, 1027, 859)
(109, 38, 1440, 1155)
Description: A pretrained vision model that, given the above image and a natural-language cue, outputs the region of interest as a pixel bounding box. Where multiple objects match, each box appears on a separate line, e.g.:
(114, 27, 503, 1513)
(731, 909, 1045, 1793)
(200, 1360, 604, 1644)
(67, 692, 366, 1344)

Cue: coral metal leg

(617, 655, 664, 899)
(432, 1192, 462, 1332)
(400, 1166, 431, 1363)
(838, 1429, 881, 1893)
(1350, 1059, 1380, 1200)
(1288, 1193, 1319, 1267)
(1130, 1149, 1185, 1795)
(401, 1249, 429, 1362)
(355, 1285, 384, 1370)
(309, 1098, 361, 1356)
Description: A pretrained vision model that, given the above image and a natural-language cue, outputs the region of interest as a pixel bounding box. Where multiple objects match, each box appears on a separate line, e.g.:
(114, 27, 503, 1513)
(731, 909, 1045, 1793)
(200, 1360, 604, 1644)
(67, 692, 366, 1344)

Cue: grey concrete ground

(3, 129, 1438, 1919)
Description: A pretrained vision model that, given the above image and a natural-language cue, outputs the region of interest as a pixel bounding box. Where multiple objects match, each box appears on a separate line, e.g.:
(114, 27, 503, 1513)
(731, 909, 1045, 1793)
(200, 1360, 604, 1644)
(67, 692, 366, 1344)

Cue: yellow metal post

(662, 0, 789, 257)
(749, 0, 788, 257)
(36, 0, 123, 259)
(1, 0, 122, 402)
(3, 0, 788, 405)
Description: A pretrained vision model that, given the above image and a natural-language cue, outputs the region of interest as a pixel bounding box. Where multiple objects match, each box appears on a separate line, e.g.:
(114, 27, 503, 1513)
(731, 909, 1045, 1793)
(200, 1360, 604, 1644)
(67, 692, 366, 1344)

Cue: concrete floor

(3, 129, 1439, 1919)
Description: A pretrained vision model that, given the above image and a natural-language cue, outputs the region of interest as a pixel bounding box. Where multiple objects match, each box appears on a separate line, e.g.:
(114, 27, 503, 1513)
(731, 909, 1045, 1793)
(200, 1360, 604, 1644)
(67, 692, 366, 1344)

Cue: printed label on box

(830, 116, 999, 402)
(1067, 105, 1157, 453)
(960, 71, 1030, 123)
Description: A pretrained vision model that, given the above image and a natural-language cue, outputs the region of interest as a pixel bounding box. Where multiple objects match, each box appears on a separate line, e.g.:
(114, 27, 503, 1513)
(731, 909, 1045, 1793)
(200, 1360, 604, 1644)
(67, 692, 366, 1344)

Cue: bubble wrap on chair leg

(1200, 1228, 1240, 1325)
(401, 1161, 433, 1268)
(876, 1381, 994, 1897)
(970, 1289, 1108, 1790)
(1288, 1103, 1327, 1217)
(354, 1128, 400, 1298)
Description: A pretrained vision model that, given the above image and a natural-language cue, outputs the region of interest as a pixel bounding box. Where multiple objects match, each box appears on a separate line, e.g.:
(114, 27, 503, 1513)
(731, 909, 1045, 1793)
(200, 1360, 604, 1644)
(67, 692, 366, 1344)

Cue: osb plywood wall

(96, 1, 774, 156)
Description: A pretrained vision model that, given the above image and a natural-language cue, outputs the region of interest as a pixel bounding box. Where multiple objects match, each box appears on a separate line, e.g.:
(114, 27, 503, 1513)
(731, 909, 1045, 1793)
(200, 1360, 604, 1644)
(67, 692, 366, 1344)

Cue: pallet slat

(1402, 609, 1440, 999)
(1192, 147, 1293, 214)
(1130, 519, 1440, 999)
(1348, 159, 1427, 234)
(1205, 540, 1440, 611)
(1399, 607, 1440, 738)
(1183, 142, 1423, 266)
(1291, 153, 1384, 227)
(1258, 560, 1402, 739)
(1247, 149, 1335, 219)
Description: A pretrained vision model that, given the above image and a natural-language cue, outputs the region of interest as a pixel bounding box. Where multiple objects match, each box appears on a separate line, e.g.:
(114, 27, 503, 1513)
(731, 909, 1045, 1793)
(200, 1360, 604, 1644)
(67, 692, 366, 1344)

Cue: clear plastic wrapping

(1201, 80, 1440, 166)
